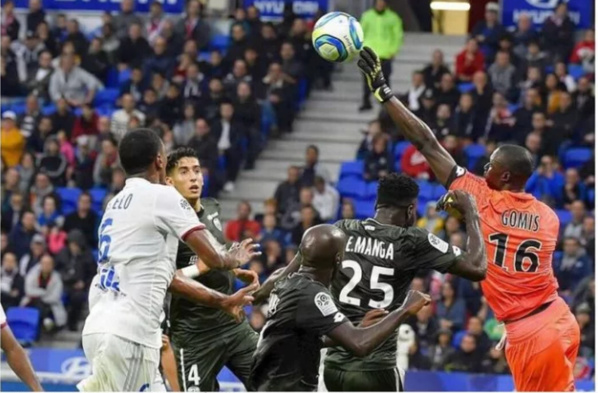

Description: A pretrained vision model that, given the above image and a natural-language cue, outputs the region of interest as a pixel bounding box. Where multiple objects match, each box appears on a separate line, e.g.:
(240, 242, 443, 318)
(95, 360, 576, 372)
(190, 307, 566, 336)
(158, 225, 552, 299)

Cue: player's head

(119, 128, 166, 183)
(165, 147, 203, 204)
(299, 224, 347, 284)
(375, 173, 419, 227)
(483, 144, 534, 191)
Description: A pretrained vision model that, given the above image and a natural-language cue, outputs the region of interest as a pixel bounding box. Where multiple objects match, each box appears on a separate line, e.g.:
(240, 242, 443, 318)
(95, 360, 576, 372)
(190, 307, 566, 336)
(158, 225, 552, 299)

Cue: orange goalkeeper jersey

(448, 167, 559, 322)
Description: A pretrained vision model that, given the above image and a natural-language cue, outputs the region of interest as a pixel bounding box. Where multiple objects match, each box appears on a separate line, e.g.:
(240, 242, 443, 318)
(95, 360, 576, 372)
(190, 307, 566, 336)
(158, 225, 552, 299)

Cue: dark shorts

(173, 323, 258, 392)
(323, 366, 404, 392)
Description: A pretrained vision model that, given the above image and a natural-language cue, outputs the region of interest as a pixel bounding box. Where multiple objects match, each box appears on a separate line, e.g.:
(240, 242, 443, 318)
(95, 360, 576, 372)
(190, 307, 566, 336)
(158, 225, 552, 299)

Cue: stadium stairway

(219, 33, 465, 221)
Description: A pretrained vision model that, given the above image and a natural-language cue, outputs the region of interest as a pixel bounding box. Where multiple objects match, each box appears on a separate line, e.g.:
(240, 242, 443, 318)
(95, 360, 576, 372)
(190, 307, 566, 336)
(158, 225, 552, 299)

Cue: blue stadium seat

(553, 251, 563, 262)
(556, 209, 572, 226)
(508, 104, 519, 113)
(568, 64, 585, 80)
(89, 187, 108, 212)
(588, 189, 595, 206)
(296, 78, 308, 110)
(11, 102, 26, 116)
(464, 144, 485, 171)
(564, 147, 592, 169)
(339, 160, 364, 179)
(197, 51, 212, 62)
(41, 104, 56, 116)
(457, 82, 474, 93)
(364, 181, 378, 200)
(94, 88, 120, 106)
(393, 141, 411, 160)
(97, 105, 116, 117)
(118, 68, 132, 85)
(56, 187, 82, 215)
(209, 34, 230, 51)
(354, 199, 375, 219)
(6, 307, 40, 344)
(105, 67, 120, 88)
(337, 177, 367, 199)
(452, 330, 467, 348)
(416, 180, 435, 202)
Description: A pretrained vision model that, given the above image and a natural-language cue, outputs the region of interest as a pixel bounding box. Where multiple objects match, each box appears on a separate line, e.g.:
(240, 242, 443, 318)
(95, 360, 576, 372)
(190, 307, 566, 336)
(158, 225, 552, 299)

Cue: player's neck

(188, 197, 201, 212)
(298, 266, 331, 286)
(128, 172, 160, 184)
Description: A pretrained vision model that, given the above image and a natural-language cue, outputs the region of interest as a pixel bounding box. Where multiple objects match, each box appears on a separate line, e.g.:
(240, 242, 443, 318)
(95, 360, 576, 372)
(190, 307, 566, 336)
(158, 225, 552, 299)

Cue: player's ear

(501, 171, 511, 183)
(165, 176, 174, 186)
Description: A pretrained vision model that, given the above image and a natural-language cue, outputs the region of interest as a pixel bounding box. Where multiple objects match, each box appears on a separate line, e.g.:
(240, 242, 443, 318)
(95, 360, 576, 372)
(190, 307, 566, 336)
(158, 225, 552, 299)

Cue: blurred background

(0, 0, 595, 391)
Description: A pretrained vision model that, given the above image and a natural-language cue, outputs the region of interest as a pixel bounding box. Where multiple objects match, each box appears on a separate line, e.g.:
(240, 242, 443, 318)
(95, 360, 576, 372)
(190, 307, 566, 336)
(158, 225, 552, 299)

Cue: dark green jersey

(325, 218, 462, 371)
(249, 273, 347, 392)
(170, 198, 239, 343)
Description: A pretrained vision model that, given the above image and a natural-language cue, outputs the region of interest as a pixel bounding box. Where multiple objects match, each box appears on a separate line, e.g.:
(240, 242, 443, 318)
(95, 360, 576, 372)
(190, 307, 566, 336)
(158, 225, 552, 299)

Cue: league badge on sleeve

(315, 292, 338, 316)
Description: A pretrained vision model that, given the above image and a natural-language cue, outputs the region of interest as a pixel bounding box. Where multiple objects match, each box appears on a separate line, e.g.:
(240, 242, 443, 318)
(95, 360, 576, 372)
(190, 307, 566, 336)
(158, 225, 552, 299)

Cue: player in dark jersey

(254, 174, 486, 391)
(165, 147, 260, 392)
(249, 224, 431, 392)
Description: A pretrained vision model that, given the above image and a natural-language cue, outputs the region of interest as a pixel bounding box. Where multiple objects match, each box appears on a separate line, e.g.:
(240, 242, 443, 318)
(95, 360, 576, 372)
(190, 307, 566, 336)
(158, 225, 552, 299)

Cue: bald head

(494, 145, 534, 178)
(299, 224, 347, 270)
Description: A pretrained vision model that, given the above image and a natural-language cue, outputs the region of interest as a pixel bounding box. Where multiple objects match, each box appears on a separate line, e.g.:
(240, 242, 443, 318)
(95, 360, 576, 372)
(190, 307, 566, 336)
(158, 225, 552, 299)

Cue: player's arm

(252, 252, 302, 305)
(357, 47, 456, 186)
(160, 335, 181, 392)
(184, 233, 260, 271)
(1, 325, 44, 391)
(438, 191, 487, 281)
(326, 291, 429, 357)
(169, 272, 256, 322)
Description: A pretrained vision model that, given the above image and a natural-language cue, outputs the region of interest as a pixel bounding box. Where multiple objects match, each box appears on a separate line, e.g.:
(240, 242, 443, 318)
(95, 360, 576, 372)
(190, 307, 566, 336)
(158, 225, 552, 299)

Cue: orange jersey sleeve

(448, 167, 560, 322)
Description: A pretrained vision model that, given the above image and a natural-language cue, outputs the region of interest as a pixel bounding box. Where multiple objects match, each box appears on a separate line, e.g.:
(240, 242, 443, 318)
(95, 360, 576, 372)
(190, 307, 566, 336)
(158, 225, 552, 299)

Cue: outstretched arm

(358, 47, 457, 186)
(1, 326, 43, 391)
(252, 253, 302, 305)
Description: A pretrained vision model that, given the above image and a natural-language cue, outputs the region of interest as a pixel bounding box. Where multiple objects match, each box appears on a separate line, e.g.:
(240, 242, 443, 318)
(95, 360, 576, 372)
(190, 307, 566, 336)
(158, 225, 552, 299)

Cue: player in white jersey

(78, 129, 260, 392)
(0, 305, 43, 391)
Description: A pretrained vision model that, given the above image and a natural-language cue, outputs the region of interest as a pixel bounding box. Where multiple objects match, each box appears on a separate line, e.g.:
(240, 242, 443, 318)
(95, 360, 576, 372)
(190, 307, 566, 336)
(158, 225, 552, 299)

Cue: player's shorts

(172, 323, 258, 391)
(78, 333, 160, 392)
(504, 297, 580, 392)
(323, 366, 404, 392)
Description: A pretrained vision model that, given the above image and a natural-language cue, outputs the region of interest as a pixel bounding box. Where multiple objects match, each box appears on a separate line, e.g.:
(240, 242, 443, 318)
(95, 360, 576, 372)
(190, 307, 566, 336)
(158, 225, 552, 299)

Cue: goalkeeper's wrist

(373, 84, 393, 103)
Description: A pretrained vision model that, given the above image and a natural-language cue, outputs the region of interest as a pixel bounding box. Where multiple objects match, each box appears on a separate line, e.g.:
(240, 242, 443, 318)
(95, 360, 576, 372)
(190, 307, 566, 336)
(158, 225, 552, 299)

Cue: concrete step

(310, 85, 408, 102)
(218, 199, 264, 221)
(285, 130, 363, 144)
(299, 108, 381, 123)
(261, 147, 354, 163)
(248, 158, 341, 180)
(220, 178, 279, 203)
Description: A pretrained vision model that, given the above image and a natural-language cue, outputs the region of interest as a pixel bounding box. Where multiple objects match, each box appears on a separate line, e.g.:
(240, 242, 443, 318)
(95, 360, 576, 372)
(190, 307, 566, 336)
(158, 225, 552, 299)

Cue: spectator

(1, 1, 20, 41)
(224, 23, 250, 72)
(81, 37, 109, 82)
(255, 198, 278, 225)
(37, 194, 64, 231)
(435, 73, 460, 110)
(117, 22, 151, 70)
(120, 66, 146, 103)
(175, 0, 210, 51)
(465, 316, 492, 355)
(112, 0, 143, 40)
(231, 8, 251, 37)
(573, 77, 595, 121)
(160, 19, 183, 59)
(260, 62, 295, 133)
(64, 19, 89, 57)
(144, 36, 175, 79)
(18, 95, 42, 140)
(444, 334, 483, 372)
(401, 71, 427, 113)
(417, 202, 445, 235)
(224, 59, 252, 98)
(431, 104, 455, 139)
(188, 118, 218, 177)
(38, 137, 68, 187)
(73, 137, 95, 190)
(541, 2, 575, 63)
(50, 98, 76, 138)
(456, 38, 485, 82)
(408, 339, 432, 371)
(29, 173, 54, 216)
(300, 145, 330, 187)
(274, 166, 301, 218)
(246, 6, 262, 40)
(244, 47, 267, 83)
(146, 1, 166, 46)
(453, 93, 477, 140)
(93, 137, 119, 187)
(50, 13, 67, 42)
(554, 62, 576, 93)
(436, 282, 466, 332)
(258, 23, 281, 64)
(518, 42, 548, 83)
(570, 28, 595, 75)
(484, 92, 515, 142)
(181, 62, 204, 103)
(341, 200, 356, 220)
(138, 88, 160, 122)
(71, 103, 99, 143)
(575, 302, 594, 358)
(357, 120, 383, 159)
(581, 216, 594, 261)
(214, 100, 243, 192)
(469, 71, 493, 124)
(25, 49, 53, 100)
(513, 88, 542, 141)
(291, 205, 320, 245)
(260, 239, 284, 278)
(481, 348, 510, 374)
(280, 41, 304, 85)
(62, 192, 98, 249)
(234, 81, 261, 170)
(562, 168, 586, 208)
(408, 304, 439, 352)
(55, 229, 96, 331)
(49, 53, 101, 107)
(172, 103, 196, 147)
(47, 223, 67, 256)
(225, 201, 261, 242)
(428, 329, 454, 371)
(280, 187, 315, 231)
(110, 93, 146, 141)
(99, 22, 119, 63)
(525, 155, 564, 205)
(401, 144, 432, 180)
(258, 213, 286, 248)
(471, 2, 505, 64)
(198, 78, 224, 123)
(14, 31, 45, 77)
(22, 253, 67, 331)
(1, 111, 25, 168)
(487, 51, 517, 99)
(1, 192, 25, 233)
(363, 135, 393, 181)
(512, 14, 539, 60)
(0, 252, 25, 310)
(18, 233, 45, 280)
(359, 0, 402, 111)
(158, 83, 183, 128)
(423, 49, 451, 89)
(554, 237, 591, 293)
(546, 91, 577, 154)
(312, 176, 340, 222)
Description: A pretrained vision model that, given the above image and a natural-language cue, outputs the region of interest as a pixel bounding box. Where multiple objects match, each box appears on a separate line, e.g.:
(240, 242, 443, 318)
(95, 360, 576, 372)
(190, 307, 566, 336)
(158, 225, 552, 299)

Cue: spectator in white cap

(471, 2, 506, 65)
(1, 111, 25, 167)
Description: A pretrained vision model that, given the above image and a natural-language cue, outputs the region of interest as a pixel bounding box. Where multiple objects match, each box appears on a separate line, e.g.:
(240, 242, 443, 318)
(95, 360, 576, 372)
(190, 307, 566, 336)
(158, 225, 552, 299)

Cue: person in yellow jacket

(360, 0, 403, 111)
(1, 111, 25, 168)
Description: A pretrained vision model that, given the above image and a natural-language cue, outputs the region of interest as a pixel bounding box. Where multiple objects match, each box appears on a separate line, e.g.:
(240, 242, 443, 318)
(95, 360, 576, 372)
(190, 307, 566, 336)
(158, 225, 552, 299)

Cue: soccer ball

(312, 12, 364, 63)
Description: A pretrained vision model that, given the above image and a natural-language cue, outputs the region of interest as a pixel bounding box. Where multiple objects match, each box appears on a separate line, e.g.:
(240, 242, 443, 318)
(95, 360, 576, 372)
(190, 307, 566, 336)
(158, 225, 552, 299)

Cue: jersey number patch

(488, 233, 541, 272)
(338, 260, 395, 308)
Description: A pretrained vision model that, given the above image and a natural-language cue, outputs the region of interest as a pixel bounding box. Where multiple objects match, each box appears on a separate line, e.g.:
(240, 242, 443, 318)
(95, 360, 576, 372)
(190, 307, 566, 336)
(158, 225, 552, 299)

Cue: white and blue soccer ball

(312, 12, 364, 63)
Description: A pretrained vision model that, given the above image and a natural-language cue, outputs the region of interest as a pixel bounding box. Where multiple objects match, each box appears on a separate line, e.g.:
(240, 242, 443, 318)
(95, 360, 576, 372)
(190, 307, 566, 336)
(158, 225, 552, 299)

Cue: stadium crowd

(0, 0, 594, 380)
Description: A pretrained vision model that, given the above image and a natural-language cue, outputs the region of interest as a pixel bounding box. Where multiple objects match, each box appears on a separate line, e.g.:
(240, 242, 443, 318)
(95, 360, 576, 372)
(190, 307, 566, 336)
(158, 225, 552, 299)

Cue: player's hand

(234, 268, 260, 289)
(437, 190, 476, 219)
(221, 282, 258, 322)
(359, 309, 388, 328)
(401, 290, 431, 316)
(161, 334, 170, 350)
(357, 47, 393, 103)
(229, 238, 262, 268)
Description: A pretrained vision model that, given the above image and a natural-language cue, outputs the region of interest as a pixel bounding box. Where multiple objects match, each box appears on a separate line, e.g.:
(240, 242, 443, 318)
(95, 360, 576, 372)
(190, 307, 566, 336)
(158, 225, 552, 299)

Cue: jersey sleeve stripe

(181, 225, 205, 241)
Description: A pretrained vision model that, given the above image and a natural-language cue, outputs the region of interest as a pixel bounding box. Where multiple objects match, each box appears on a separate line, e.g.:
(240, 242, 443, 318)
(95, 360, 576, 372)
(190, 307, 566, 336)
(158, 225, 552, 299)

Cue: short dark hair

(79, 191, 92, 202)
(376, 173, 419, 209)
(306, 145, 319, 155)
(119, 128, 162, 176)
(166, 147, 198, 175)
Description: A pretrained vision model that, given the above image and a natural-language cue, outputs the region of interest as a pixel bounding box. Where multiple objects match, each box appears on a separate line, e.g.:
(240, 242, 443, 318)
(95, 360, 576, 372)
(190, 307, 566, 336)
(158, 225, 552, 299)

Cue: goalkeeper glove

(357, 47, 393, 103)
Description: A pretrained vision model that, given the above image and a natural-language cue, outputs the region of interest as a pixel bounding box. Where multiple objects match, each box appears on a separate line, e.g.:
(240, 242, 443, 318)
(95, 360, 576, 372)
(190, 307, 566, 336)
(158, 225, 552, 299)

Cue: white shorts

(78, 333, 160, 392)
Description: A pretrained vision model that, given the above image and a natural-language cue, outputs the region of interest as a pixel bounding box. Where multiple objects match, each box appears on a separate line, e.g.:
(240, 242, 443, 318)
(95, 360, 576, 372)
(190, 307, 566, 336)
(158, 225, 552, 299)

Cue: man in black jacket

(175, 0, 210, 50)
(117, 22, 151, 69)
(189, 118, 219, 178)
(26, 0, 45, 34)
(1, 252, 25, 310)
(63, 192, 98, 249)
(212, 101, 244, 192)
(234, 81, 261, 169)
(273, 166, 301, 219)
